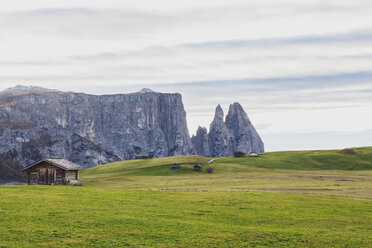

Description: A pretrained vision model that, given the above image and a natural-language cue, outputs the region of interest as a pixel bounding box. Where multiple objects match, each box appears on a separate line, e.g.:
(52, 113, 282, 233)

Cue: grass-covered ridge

(81, 147, 372, 188)
(80, 147, 372, 200)
(215, 146, 372, 171)
(84, 147, 372, 178)
(83, 155, 210, 177)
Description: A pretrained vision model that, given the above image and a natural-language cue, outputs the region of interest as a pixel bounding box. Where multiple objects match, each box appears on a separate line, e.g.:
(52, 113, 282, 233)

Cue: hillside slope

(2, 148, 372, 247)
(83, 146, 372, 178)
(82, 155, 210, 184)
(214, 146, 372, 171)
(81, 147, 372, 199)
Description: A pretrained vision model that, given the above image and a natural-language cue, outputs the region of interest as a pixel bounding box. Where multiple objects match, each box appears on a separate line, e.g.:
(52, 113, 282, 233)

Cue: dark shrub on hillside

(206, 167, 214, 174)
(0, 154, 26, 183)
(171, 163, 180, 169)
(338, 148, 356, 155)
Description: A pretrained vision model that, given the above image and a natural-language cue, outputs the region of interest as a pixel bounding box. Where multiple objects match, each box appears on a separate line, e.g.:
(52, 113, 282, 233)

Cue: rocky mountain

(192, 103, 264, 157)
(0, 85, 264, 169)
(0, 86, 193, 167)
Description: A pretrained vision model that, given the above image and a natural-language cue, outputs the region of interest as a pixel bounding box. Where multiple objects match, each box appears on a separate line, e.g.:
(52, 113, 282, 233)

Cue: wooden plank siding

(26, 161, 76, 185)
(56, 169, 64, 185)
(65, 171, 78, 181)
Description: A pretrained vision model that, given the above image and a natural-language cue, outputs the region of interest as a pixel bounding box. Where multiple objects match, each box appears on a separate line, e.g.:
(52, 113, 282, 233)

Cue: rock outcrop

(192, 103, 264, 157)
(0, 86, 193, 167)
(208, 105, 234, 157)
(191, 126, 210, 157)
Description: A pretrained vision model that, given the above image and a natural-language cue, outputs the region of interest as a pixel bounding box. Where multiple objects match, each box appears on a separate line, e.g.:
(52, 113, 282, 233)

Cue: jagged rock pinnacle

(192, 103, 264, 157)
(212, 104, 224, 122)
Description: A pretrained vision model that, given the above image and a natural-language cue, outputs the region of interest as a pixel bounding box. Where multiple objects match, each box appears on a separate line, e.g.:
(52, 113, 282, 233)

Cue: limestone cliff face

(192, 103, 264, 157)
(0, 87, 193, 167)
(191, 126, 210, 157)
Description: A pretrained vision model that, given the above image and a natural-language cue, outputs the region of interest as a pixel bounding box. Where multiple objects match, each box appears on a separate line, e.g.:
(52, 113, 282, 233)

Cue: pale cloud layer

(1, 0, 372, 151)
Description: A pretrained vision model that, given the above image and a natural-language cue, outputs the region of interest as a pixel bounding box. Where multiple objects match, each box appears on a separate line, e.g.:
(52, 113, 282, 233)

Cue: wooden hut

(22, 158, 83, 185)
(234, 151, 246, 158)
(194, 164, 202, 171)
(135, 154, 149, 159)
(171, 163, 180, 169)
(250, 152, 259, 157)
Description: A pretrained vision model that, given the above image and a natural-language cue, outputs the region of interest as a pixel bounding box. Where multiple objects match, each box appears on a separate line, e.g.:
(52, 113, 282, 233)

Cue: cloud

(262, 130, 372, 151)
(2, 1, 372, 44)
(183, 30, 372, 48)
(1, 1, 372, 150)
(0, 8, 174, 41)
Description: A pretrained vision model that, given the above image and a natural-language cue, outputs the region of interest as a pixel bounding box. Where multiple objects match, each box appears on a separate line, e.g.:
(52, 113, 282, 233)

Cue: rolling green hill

(84, 147, 372, 177)
(214, 146, 372, 171)
(81, 147, 372, 187)
(1, 147, 372, 247)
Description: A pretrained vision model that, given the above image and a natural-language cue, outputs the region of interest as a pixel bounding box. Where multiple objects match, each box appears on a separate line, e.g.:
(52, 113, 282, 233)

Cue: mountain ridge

(0, 85, 264, 168)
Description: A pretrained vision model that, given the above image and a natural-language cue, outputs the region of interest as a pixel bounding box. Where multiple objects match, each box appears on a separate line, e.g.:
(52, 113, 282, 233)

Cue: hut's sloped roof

(45, 158, 84, 170)
(23, 158, 84, 171)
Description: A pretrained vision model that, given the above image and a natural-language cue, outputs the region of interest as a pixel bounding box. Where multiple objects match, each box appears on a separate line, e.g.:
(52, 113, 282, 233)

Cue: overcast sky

(1, 0, 372, 151)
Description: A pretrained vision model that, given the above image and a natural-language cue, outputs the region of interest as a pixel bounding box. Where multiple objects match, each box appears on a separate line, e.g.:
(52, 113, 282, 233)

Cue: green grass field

(1, 147, 372, 247)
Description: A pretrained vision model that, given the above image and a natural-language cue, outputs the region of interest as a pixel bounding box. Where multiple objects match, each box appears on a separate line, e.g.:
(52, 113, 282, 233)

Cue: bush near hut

(338, 148, 356, 155)
(0, 153, 26, 183)
(67, 180, 83, 186)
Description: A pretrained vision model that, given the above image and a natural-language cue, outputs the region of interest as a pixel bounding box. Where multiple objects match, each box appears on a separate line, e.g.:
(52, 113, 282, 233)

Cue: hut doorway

(38, 168, 56, 185)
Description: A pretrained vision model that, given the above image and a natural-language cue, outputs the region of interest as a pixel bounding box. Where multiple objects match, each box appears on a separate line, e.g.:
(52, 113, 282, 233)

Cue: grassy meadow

(1, 147, 372, 247)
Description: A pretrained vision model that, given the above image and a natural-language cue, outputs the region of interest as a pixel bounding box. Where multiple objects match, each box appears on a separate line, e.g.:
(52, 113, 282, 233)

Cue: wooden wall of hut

(26, 161, 74, 185)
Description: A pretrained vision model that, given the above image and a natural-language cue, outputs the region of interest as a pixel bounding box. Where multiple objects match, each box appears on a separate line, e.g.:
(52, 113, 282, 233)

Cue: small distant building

(194, 164, 202, 171)
(250, 152, 259, 157)
(135, 154, 149, 159)
(22, 158, 83, 185)
(234, 151, 246, 158)
(171, 163, 180, 169)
